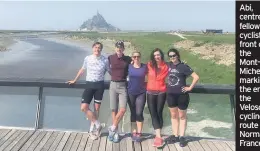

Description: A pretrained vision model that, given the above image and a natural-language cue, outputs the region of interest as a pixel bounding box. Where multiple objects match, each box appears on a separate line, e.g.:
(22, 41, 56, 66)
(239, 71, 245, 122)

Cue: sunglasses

(169, 54, 177, 58)
(132, 56, 140, 58)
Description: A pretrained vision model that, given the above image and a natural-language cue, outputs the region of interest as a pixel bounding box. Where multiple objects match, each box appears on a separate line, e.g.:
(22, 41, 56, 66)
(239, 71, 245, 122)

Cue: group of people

(67, 40, 199, 148)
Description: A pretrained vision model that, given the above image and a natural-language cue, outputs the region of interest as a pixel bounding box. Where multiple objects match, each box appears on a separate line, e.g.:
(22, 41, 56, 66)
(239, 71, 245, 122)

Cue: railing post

(229, 94, 236, 133)
(35, 87, 44, 130)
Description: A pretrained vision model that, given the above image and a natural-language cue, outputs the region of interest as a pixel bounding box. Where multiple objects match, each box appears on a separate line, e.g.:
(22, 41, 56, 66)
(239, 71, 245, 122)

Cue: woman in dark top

(127, 51, 147, 142)
(165, 48, 199, 147)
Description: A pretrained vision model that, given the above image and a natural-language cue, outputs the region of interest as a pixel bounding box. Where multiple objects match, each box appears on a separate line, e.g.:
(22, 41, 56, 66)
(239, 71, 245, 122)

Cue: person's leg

(177, 94, 190, 147)
(135, 93, 146, 134)
(109, 82, 118, 124)
(128, 94, 137, 133)
(166, 93, 179, 137)
(111, 83, 128, 130)
(147, 93, 164, 147)
(81, 89, 96, 132)
(108, 82, 119, 141)
(157, 93, 166, 130)
(92, 86, 105, 136)
(147, 94, 160, 136)
(178, 94, 190, 137)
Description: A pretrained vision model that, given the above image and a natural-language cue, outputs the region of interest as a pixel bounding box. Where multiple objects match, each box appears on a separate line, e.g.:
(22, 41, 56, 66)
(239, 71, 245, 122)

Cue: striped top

(82, 54, 110, 82)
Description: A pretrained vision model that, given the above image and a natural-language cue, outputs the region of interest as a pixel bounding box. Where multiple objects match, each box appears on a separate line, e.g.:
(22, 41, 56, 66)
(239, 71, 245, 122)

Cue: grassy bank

(66, 32, 235, 85)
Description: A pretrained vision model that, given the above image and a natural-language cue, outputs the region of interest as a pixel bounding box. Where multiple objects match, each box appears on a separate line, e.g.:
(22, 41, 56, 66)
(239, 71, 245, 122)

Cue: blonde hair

(131, 51, 141, 57)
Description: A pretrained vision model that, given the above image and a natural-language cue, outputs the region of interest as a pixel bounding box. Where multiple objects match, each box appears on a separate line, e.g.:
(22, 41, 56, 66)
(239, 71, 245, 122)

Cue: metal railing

(0, 78, 236, 132)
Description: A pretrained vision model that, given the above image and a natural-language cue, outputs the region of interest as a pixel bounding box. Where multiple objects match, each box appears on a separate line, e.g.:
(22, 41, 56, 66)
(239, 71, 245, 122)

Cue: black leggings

(128, 93, 146, 122)
(147, 93, 166, 130)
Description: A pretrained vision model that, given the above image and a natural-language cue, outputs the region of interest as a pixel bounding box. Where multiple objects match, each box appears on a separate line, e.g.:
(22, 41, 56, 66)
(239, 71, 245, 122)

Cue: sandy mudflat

(45, 36, 135, 56)
(0, 38, 17, 52)
(0, 40, 40, 65)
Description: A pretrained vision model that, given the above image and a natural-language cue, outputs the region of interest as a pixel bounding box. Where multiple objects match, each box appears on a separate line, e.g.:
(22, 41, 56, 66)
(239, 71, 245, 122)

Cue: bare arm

(67, 68, 85, 84)
(73, 68, 85, 82)
(188, 72, 199, 90)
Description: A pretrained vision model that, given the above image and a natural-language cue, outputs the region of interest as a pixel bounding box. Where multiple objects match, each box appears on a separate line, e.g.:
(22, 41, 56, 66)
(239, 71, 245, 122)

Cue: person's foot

(89, 131, 98, 140)
(179, 136, 186, 147)
(165, 135, 179, 144)
(152, 137, 164, 148)
(108, 126, 116, 141)
(113, 132, 120, 143)
(94, 124, 103, 137)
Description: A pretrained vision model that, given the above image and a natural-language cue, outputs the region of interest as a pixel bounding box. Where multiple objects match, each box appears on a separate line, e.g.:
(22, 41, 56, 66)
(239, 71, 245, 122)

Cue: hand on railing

(66, 80, 76, 85)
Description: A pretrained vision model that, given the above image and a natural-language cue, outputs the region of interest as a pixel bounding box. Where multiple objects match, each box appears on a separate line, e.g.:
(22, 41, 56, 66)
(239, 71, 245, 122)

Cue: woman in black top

(165, 48, 199, 147)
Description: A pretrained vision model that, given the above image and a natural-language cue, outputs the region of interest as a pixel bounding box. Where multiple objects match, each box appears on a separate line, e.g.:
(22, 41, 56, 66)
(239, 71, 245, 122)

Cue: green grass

(67, 32, 235, 85)
(186, 34, 235, 45)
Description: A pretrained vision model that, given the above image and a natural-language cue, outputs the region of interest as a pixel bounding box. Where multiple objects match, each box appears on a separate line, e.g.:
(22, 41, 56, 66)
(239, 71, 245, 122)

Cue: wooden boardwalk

(0, 128, 235, 151)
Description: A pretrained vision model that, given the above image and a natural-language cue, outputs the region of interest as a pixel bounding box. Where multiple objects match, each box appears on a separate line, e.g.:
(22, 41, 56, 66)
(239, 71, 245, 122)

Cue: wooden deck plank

(187, 141, 197, 151)
(174, 142, 191, 151)
(211, 141, 227, 151)
(162, 144, 170, 151)
(10, 130, 34, 151)
(40, 131, 59, 151)
(0, 130, 22, 150)
(19, 130, 41, 151)
(225, 141, 235, 151)
(198, 140, 211, 151)
(98, 134, 107, 151)
(70, 133, 83, 151)
(48, 131, 65, 151)
(113, 140, 120, 151)
(217, 141, 233, 151)
(33, 131, 53, 151)
(0, 129, 11, 139)
(26, 131, 47, 151)
(206, 141, 219, 151)
(91, 136, 101, 151)
(105, 137, 113, 151)
(0, 129, 17, 147)
(140, 137, 150, 151)
(147, 138, 156, 151)
(77, 133, 89, 151)
(126, 137, 133, 151)
(55, 132, 71, 151)
(63, 132, 77, 151)
(0, 128, 235, 151)
(168, 143, 178, 151)
(192, 141, 205, 151)
(3, 130, 28, 151)
(133, 142, 142, 151)
(119, 136, 127, 151)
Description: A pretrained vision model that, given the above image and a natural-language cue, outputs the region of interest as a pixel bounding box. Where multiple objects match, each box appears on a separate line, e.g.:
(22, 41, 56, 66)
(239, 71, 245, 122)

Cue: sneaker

(89, 132, 98, 140)
(152, 137, 165, 148)
(165, 135, 179, 144)
(113, 132, 120, 143)
(108, 126, 116, 141)
(179, 137, 186, 147)
(94, 124, 103, 137)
